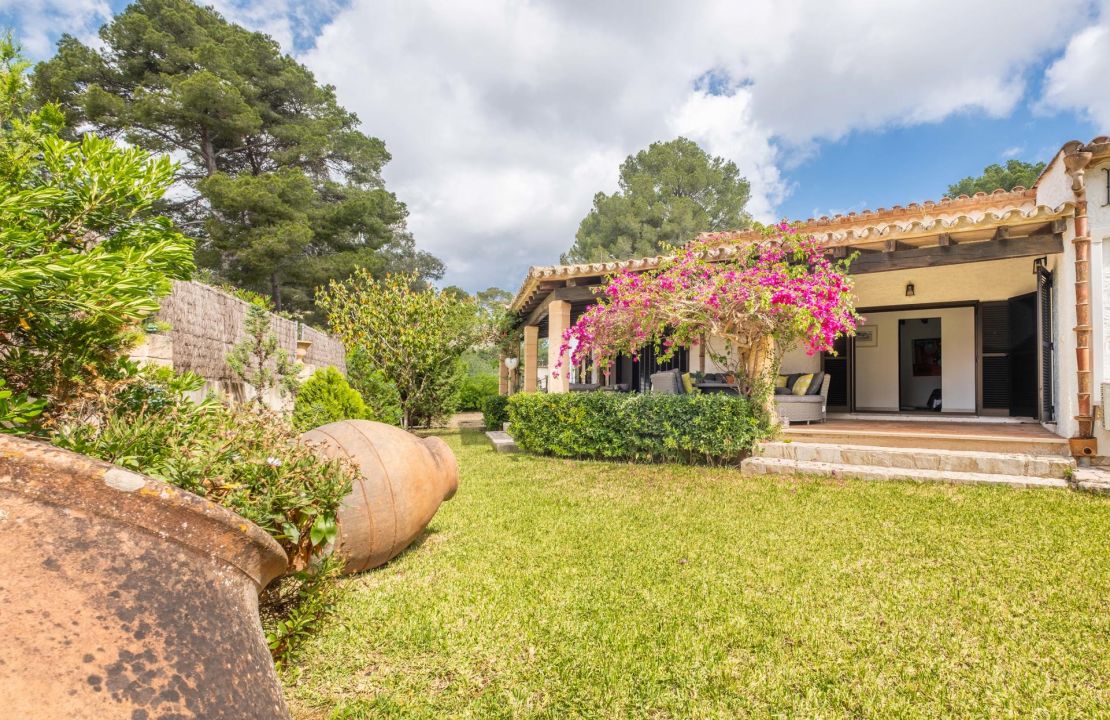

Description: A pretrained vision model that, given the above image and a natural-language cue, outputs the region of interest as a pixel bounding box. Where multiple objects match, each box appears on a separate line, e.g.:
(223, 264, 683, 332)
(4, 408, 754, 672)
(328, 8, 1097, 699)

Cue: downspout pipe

(1062, 141, 1095, 449)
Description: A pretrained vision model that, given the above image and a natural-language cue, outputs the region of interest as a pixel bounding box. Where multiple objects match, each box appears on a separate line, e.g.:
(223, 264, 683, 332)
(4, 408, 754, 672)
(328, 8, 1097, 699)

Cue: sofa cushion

(774, 374, 788, 389)
(792, 373, 814, 395)
(806, 371, 825, 396)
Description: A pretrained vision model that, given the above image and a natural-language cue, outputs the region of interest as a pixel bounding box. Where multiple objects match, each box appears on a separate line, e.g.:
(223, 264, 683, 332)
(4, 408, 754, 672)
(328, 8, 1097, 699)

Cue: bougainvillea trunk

(742, 333, 779, 421)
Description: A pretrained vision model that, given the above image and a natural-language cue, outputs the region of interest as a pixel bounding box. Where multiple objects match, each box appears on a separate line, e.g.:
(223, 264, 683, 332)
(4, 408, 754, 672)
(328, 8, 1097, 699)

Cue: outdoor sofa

(773, 372, 830, 424)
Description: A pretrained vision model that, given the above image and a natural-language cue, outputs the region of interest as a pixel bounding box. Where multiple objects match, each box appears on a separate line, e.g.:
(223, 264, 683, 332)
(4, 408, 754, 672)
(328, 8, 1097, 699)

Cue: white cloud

(300, 0, 1089, 290)
(1041, 2, 1110, 128)
(4, 0, 1096, 290)
(667, 89, 784, 221)
(2, 0, 111, 56)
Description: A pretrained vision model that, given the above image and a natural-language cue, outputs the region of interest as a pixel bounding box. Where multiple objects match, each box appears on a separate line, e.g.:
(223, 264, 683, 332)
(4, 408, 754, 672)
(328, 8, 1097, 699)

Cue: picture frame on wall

(855, 325, 878, 348)
(912, 338, 942, 376)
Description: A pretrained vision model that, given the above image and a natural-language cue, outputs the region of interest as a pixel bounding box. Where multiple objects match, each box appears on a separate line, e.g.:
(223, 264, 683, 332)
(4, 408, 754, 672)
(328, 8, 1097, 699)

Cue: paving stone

(740, 456, 1069, 490)
(755, 442, 1072, 479)
(485, 431, 519, 453)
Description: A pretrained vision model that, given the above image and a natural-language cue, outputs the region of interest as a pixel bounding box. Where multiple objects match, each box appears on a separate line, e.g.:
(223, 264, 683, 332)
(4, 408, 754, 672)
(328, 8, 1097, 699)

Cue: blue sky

(4, 0, 1108, 292)
(780, 100, 1096, 222)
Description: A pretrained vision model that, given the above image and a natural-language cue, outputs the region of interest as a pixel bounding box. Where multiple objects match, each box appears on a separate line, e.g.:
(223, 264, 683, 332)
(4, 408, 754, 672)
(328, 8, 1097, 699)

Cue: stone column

(547, 299, 571, 393)
(523, 325, 539, 392)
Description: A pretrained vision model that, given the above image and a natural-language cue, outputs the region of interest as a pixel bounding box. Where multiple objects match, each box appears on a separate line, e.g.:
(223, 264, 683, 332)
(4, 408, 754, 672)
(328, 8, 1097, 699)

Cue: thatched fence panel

(301, 324, 347, 373)
(153, 281, 346, 383)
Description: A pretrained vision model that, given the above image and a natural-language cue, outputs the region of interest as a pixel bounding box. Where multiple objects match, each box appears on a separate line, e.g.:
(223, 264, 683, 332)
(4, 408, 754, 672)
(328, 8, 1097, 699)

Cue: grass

(286, 428, 1110, 719)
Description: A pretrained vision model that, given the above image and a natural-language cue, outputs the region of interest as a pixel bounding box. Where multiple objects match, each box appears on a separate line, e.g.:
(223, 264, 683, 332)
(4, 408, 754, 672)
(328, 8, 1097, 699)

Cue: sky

(3, 0, 1109, 294)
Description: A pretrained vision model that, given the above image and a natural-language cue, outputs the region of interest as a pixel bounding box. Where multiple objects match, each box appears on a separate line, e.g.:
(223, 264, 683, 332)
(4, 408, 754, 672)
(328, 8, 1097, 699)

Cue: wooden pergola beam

(847, 232, 1062, 275)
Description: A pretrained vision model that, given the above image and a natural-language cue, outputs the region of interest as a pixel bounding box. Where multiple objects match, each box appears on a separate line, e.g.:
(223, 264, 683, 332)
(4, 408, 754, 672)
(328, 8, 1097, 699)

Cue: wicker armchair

(774, 374, 831, 424)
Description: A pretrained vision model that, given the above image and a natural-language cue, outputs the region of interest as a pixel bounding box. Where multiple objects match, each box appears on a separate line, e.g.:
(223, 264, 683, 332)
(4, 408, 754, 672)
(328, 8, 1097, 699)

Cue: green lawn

(286, 428, 1110, 719)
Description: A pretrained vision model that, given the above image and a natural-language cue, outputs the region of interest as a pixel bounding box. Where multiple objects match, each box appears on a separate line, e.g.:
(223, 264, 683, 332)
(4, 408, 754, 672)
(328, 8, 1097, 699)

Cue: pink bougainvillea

(555, 223, 859, 410)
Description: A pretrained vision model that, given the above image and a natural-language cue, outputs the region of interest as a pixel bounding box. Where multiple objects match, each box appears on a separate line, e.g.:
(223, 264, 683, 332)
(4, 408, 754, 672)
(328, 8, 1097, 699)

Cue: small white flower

(265, 456, 283, 467)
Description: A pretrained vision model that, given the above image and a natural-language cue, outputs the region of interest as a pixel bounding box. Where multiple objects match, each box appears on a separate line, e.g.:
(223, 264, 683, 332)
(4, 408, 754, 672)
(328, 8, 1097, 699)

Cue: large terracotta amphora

(0, 435, 290, 720)
(301, 420, 458, 574)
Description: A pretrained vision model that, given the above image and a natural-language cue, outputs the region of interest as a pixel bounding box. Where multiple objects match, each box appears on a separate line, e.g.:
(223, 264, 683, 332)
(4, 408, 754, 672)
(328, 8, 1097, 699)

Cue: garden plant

(0, 37, 192, 430)
(557, 224, 859, 417)
(318, 270, 481, 428)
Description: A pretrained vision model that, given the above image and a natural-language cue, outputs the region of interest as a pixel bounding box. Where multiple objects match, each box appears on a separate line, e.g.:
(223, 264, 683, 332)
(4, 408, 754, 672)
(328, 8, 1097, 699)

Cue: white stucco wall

(1055, 220, 1080, 438)
(854, 306, 976, 413)
(852, 256, 1045, 307)
(1034, 151, 1072, 210)
(1084, 157, 1110, 449)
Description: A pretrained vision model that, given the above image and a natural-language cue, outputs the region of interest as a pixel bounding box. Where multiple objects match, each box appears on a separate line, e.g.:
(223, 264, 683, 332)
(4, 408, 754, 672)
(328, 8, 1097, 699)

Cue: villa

(505, 137, 1110, 477)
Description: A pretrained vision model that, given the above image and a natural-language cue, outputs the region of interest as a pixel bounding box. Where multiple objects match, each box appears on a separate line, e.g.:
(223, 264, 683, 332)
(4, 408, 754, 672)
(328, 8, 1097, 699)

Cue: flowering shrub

(557, 224, 859, 415)
(507, 392, 764, 464)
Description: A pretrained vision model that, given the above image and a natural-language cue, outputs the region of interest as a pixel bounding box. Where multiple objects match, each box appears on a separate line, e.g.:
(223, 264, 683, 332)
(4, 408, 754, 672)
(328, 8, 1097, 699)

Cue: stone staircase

(742, 440, 1074, 489)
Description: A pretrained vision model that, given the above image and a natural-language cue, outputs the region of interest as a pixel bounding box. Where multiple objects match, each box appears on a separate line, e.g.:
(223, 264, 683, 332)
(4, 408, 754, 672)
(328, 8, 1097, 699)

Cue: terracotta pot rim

(0, 435, 288, 589)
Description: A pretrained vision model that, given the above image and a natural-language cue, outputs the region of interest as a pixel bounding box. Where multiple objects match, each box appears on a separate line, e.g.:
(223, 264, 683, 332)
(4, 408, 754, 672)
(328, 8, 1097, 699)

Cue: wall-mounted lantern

(905, 282, 915, 297)
(504, 356, 520, 393)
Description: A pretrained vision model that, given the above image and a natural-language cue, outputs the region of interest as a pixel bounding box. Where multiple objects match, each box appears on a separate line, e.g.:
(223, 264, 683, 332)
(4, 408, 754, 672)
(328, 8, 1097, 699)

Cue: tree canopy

(34, 0, 441, 315)
(562, 137, 752, 264)
(946, 159, 1046, 198)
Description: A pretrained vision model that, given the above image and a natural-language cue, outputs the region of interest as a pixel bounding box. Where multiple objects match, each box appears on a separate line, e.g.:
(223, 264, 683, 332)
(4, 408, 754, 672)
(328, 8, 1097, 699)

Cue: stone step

(485, 430, 519, 453)
(783, 427, 1071, 456)
(741, 456, 1069, 490)
(755, 442, 1073, 479)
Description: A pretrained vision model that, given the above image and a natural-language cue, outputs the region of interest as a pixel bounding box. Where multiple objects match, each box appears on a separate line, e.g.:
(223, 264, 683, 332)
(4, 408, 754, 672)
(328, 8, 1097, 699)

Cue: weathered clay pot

(0, 435, 290, 720)
(301, 420, 458, 574)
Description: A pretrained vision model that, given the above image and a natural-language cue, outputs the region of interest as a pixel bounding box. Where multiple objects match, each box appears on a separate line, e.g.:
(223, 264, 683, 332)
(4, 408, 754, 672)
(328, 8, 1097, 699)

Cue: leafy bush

(347, 349, 404, 426)
(0, 40, 193, 427)
(317, 271, 480, 427)
(261, 554, 346, 672)
(293, 367, 369, 432)
(458, 374, 499, 411)
(481, 394, 510, 430)
(507, 392, 766, 464)
(0, 378, 45, 433)
(227, 304, 301, 404)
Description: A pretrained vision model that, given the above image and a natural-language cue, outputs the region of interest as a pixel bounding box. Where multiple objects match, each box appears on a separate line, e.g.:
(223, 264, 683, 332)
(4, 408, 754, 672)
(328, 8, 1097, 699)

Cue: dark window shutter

(981, 302, 1009, 354)
(981, 301, 1010, 410)
(982, 356, 1010, 409)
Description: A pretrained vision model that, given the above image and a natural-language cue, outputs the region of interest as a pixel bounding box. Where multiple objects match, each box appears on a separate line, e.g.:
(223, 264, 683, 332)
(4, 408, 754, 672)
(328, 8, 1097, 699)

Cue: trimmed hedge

(481, 394, 510, 430)
(506, 392, 766, 464)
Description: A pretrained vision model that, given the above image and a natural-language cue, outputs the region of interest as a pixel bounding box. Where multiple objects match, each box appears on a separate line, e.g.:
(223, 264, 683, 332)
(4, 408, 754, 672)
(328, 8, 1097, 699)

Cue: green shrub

(0, 378, 45, 433)
(507, 392, 766, 464)
(261, 554, 346, 672)
(293, 367, 369, 432)
(481, 394, 510, 430)
(458, 373, 499, 411)
(347, 349, 404, 426)
(0, 41, 193, 427)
